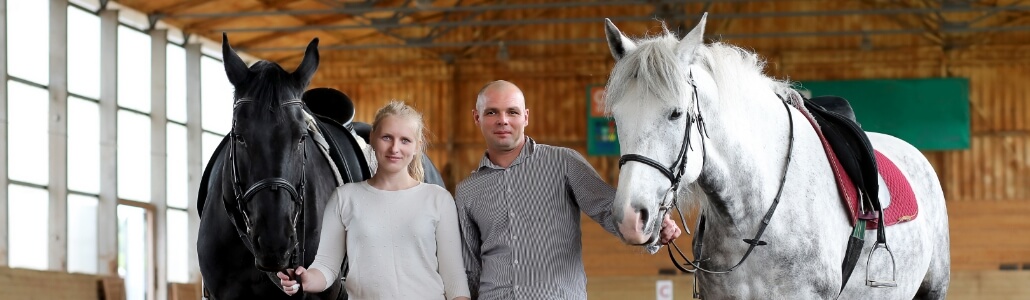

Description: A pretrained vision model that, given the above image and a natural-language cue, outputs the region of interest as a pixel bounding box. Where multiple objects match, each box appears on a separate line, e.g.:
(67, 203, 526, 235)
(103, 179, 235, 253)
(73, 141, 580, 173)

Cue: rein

(225, 98, 309, 296)
(617, 72, 797, 297)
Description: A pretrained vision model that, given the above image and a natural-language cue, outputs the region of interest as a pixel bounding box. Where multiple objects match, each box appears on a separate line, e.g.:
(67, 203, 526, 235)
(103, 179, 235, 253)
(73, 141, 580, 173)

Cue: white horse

(603, 14, 950, 299)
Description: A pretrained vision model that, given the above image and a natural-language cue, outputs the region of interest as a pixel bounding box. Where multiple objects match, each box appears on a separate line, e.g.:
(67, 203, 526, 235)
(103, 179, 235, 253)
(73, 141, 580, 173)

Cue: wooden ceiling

(113, 0, 1030, 63)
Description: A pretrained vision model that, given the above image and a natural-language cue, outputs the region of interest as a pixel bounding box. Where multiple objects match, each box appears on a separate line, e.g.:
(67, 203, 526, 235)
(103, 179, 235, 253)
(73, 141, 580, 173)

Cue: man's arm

(454, 187, 483, 299)
(562, 148, 620, 236)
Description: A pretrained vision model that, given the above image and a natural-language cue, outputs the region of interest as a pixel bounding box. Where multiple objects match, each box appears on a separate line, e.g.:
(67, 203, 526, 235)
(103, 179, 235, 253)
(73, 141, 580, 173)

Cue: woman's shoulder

(419, 183, 452, 198)
(332, 181, 372, 199)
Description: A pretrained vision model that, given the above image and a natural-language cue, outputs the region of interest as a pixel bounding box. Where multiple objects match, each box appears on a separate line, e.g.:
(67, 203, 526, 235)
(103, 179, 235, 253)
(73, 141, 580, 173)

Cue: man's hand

(659, 214, 682, 245)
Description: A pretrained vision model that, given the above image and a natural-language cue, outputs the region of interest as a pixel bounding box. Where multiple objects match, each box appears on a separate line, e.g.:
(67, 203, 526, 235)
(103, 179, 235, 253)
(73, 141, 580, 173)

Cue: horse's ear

(293, 37, 320, 87)
(677, 13, 707, 58)
(221, 33, 249, 87)
(605, 18, 636, 61)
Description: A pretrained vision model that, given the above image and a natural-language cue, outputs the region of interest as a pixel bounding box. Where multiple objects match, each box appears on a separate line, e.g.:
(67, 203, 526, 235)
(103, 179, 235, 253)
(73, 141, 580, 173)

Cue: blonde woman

(278, 101, 470, 300)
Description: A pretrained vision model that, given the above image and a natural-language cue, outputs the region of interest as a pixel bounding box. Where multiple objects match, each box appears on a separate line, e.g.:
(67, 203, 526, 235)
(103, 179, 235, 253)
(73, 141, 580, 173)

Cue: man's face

(474, 88, 529, 152)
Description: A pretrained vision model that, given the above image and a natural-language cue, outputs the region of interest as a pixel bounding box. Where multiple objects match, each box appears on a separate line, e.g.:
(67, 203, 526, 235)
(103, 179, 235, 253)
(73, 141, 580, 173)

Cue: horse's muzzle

(618, 205, 657, 245)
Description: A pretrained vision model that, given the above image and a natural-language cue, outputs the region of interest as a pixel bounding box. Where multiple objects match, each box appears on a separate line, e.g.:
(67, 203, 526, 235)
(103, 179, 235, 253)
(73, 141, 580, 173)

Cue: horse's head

(221, 33, 319, 272)
(604, 15, 712, 246)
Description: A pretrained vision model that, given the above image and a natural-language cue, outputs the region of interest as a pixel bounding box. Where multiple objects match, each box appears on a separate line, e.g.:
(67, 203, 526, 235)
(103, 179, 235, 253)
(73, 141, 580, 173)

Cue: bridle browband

(616, 70, 796, 287)
(225, 98, 310, 294)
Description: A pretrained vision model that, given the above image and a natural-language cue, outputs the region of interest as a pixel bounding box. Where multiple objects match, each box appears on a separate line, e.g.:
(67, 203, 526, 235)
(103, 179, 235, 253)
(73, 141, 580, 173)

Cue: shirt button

(512, 235, 517, 240)
(514, 260, 519, 265)
(507, 187, 512, 192)
(513, 285, 519, 291)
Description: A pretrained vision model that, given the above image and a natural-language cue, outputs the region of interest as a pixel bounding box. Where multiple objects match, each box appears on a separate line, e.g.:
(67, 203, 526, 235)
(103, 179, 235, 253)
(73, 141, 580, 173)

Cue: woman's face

(372, 115, 420, 176)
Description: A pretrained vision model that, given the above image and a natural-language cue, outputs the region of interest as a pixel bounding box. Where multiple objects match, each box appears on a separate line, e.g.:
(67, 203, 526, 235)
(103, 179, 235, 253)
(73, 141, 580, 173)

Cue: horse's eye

(234, 134, 246, 145)
(299, 133, 308, 144)
(669, 109, 683, 121)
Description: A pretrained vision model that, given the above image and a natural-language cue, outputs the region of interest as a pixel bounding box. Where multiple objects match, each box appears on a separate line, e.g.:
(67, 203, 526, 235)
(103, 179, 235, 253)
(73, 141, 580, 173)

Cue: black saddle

(303, 87, 356, 127)
(803, 95, 879, 212)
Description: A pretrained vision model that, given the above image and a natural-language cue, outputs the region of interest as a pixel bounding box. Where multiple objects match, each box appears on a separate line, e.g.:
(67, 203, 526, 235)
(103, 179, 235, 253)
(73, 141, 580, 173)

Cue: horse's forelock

(605, 31, 693, 116)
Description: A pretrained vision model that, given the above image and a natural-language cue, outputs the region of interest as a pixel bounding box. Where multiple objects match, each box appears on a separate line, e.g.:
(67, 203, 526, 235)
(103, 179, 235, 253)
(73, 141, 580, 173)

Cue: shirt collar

(477, 137, 536, 171)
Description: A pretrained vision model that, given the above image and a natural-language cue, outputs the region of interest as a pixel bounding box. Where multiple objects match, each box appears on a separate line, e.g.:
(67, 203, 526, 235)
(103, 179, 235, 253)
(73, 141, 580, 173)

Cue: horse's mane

(604, 28, 804, 113)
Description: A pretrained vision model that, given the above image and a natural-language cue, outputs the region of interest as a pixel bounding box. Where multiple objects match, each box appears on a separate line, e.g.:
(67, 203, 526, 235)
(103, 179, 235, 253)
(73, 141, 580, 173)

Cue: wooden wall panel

(0, 267, 118, 300)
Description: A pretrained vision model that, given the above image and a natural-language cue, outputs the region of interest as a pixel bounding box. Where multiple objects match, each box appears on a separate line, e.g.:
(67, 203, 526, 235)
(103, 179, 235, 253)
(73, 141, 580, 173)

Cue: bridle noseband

(225, 98, 309, 279)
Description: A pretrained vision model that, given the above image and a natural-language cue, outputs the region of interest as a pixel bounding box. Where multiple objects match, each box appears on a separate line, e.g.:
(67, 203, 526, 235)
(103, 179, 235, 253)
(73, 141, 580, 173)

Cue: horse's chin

(254, 255, 291, 272)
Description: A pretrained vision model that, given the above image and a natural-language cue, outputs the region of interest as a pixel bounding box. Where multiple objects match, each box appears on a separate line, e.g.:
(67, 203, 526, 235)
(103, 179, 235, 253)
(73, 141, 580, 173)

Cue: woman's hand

(277, 266, 308, 296)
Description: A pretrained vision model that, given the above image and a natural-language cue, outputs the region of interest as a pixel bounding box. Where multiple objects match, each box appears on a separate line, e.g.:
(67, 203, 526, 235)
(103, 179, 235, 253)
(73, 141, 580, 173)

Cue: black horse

(197, 34, 362, 300)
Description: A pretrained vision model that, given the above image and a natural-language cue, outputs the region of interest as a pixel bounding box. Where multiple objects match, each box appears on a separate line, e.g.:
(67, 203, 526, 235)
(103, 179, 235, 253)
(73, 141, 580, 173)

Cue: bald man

(454, 80, 681, 299)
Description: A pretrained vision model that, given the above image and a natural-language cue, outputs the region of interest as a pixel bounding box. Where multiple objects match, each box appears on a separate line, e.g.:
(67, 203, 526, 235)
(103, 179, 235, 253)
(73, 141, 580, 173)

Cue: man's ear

(472, 109, 481, 126)
(524, 108, 529, 127)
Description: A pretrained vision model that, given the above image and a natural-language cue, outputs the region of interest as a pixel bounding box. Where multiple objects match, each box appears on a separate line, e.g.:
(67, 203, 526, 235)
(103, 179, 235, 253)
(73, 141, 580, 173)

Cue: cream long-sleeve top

(308, 181, 470, 300)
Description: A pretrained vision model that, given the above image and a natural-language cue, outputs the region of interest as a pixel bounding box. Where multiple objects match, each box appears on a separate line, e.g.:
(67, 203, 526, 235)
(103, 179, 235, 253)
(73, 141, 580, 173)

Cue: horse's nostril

(639, 208, 649, 229)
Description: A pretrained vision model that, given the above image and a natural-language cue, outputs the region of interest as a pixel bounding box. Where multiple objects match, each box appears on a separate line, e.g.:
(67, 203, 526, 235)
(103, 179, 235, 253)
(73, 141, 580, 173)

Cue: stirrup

(865, 242, 898, 288)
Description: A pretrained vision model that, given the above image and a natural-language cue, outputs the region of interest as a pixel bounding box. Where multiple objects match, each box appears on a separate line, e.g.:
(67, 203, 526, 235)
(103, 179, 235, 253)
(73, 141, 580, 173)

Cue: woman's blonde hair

(371, 100, 427, 182)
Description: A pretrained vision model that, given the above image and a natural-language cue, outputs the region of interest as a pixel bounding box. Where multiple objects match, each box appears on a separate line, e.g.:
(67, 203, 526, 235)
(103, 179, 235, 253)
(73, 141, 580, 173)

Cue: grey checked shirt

(455, 137, 619, 300)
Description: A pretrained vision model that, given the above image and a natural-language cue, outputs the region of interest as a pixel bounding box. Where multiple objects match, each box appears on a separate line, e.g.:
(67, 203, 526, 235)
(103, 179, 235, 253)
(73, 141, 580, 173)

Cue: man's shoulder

(530, 143, 581, 162)
(454, 174, 483, 198)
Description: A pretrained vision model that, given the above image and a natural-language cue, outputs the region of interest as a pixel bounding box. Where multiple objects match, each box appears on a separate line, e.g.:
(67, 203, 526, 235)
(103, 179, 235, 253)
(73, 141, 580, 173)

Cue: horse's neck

(693, 89, 829, 235)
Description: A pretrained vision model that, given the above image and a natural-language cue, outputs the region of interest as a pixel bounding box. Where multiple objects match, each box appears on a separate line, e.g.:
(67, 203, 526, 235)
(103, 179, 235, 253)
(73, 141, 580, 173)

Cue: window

(201, 56, 232, 135)
(166, 123, 188, 209)
(7, 80, 49, 186)
(67, 194, 98, 274)
(68, 5, 101, 99)
(167, 44, 187, 123)
(8, 184, 49, 270)
(117, 26, 152, 113)
(68, 96, 100, 194)
(6, 0, 49, 85)
(117, 110, 151, 202)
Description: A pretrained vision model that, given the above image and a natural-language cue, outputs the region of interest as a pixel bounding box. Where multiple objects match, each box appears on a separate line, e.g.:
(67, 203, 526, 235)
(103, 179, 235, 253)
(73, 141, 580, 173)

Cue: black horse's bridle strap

(619, 154, 677, 183)
(240, 178, 302, 203)
(665, 97, 795, 275)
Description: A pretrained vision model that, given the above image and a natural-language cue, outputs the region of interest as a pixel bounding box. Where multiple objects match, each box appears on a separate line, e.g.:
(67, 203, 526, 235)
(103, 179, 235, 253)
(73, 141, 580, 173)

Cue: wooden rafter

(860, 0, 944, 45)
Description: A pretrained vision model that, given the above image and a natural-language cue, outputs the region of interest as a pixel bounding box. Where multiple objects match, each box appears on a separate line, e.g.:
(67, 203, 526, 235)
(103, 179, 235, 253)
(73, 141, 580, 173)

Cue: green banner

(798, 78, 971, 151)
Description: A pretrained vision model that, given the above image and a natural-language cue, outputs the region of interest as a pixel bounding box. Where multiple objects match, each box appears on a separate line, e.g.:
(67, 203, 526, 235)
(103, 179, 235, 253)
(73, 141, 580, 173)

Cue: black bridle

(225, 98, 309, 294)
(616, 71, 796, 291)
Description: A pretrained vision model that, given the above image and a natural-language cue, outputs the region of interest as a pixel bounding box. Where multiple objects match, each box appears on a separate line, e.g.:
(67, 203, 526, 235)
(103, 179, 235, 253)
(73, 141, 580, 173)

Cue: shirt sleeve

(454, 185, 482, 299)
(563, 148, 620, 236)
(435, 189, 472, 300)
(307, 187, 348, 292)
